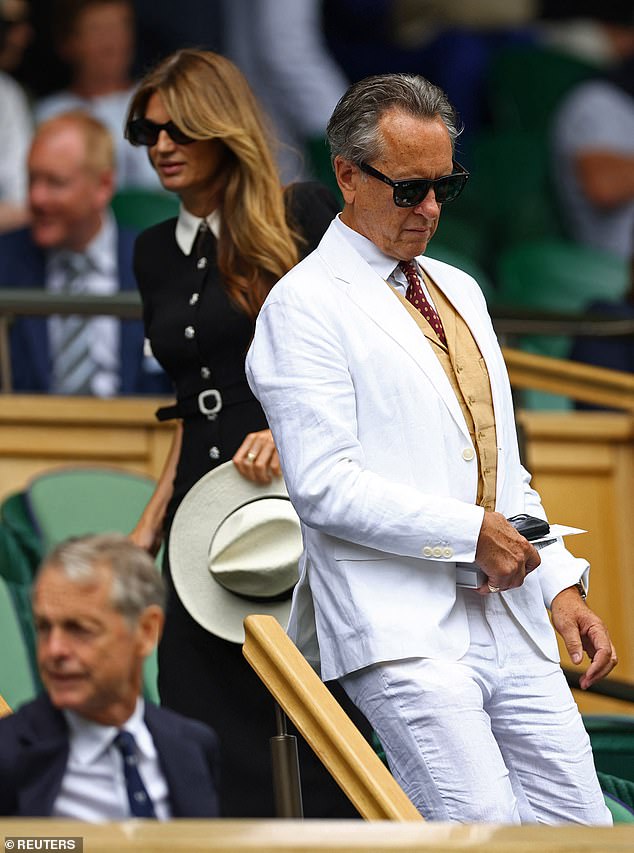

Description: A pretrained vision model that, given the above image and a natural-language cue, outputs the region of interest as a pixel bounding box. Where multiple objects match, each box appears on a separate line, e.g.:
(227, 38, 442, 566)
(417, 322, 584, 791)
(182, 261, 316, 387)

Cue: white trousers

(340, 589, 611, 824)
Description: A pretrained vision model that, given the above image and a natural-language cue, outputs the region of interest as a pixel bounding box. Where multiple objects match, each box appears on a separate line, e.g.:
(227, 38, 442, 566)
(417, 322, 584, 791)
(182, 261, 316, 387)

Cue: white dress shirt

(52, 698, 171, 822)
(333, 215, 441, 309)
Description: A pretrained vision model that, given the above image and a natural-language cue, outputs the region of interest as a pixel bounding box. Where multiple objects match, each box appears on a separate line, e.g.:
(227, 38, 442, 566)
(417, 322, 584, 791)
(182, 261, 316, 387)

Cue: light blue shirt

(53, 698, 171, 822)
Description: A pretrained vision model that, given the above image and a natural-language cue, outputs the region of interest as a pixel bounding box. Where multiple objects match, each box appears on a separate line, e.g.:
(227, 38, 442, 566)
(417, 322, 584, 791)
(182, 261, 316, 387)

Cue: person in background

(0, 110, 169, 395)
(0, 534, 220, 819)
(125, 48, 363, 818)
(246, 72, 617, 823)
(552, 51, 634, 261)
(222, 0, 348, 183)
(0, 0, 33, 231)
(35, 0, 159, 190)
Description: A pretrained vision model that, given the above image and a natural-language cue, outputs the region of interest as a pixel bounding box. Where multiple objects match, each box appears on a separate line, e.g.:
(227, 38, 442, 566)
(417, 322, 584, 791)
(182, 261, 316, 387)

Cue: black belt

(156, 384, 254, 422)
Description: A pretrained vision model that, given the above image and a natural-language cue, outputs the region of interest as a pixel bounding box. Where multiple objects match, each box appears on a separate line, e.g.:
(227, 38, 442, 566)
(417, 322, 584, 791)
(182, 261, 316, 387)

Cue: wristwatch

(574, 579, 587, 600)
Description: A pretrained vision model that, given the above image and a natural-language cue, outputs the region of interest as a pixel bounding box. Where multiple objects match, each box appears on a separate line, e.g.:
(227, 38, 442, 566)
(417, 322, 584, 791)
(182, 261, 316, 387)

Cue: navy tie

(113, 730, 157, 818)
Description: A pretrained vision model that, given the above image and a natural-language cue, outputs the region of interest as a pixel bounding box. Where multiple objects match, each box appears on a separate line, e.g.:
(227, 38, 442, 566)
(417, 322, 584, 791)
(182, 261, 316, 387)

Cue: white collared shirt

(175, 205, 221, 255)
(332, 214, 439, 308)
(47, 213, 120, 397)
(52, 698, 171, 822)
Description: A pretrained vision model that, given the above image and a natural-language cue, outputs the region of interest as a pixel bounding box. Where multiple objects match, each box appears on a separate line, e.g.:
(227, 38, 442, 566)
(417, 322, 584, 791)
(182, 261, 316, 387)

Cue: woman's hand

(129, 520, 164, 558)
(233, 429, 281, 484)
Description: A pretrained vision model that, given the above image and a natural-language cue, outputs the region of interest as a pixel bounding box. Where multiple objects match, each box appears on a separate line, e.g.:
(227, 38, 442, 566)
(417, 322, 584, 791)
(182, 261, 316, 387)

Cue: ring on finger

(246, 451, 257, 462)
(487, 583, 501, 593)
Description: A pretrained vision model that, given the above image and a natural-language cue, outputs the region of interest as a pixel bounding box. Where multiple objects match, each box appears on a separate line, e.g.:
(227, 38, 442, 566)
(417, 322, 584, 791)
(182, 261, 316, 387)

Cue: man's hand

(475, 511, 541, 594)
(551, 587, 618, 689)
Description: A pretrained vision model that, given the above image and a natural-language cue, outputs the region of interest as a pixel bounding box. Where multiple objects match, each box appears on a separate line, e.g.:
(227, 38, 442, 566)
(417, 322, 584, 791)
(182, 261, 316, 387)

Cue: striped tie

(52, 253, 97, 395)
(398, 260, 447, 346)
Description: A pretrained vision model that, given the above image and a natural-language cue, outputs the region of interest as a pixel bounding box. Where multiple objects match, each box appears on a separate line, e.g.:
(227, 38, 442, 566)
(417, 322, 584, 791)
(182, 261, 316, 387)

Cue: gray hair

(327, 73, 462, 166)
(36, 533, 165, 626)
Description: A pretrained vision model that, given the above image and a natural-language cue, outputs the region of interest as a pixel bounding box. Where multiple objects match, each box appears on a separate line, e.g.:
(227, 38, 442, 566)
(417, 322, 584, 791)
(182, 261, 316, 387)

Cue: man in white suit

(246, 74, 616, 824)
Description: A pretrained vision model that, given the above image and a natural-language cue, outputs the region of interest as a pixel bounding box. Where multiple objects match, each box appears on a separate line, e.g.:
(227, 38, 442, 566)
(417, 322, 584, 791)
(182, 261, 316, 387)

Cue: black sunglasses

(358, 160, 469, 206)
(126, 118, 196, 147)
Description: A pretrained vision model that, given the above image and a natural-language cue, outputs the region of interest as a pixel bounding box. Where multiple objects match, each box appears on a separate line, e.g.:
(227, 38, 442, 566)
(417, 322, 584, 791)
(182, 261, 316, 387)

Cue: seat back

(487, 45, 599, 132)
(111, 189, 179, 231)
(496, 239, 629, 408)
(25, 466, 161, 703)
(25, 466, 157, 552)
(0, 574, 37, 710)
(424, 244, 494, 305)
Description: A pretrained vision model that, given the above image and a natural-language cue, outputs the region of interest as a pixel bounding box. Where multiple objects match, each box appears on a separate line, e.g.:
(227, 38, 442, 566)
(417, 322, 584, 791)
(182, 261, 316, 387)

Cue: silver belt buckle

(198, 389, 222, 420)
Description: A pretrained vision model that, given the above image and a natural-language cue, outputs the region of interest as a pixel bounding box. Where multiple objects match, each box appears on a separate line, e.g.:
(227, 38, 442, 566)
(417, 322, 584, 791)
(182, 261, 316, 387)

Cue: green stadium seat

(1, 491, 43, 579)
(584, 716, 634, 784)
(462, 130, 564, 256)
(25, 466, 162, 702)
(111, 188, 179, 231)
(25, 466, 157, 551)
(425, 243, 494, 305)
(0, 573, 38, 710)
(487, 45, 599, 133)
(496, 239, 629, 408)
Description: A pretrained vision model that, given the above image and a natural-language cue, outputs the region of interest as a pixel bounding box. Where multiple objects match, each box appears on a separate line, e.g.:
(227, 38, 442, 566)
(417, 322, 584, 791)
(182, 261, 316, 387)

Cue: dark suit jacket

(0, 226, 171, 394)
(0, 693, 220, 817)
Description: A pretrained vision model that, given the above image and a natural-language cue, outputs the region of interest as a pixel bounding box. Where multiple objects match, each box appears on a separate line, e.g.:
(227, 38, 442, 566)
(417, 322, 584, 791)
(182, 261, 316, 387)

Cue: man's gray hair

(37, 533, 165, 625)
(327, 73, 462, 166)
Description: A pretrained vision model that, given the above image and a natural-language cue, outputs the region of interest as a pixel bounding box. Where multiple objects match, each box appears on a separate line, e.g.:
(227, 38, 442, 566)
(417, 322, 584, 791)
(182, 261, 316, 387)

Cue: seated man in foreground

(0, 534, 220, 818)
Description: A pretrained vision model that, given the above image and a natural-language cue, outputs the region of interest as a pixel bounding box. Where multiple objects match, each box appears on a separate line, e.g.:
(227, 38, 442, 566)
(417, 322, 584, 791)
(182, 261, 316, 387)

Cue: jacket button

(209, 446, 220, 460)
(200, 366, 211, 379)
(189, 292, 199, 305)
(432, 546, 442, 558)
(462, 447, 475, 461)
(197, 257, 208, 269)
(422, 546, 433, 557)
(185, 326, 195, 339)
(442, 547, 453, 558)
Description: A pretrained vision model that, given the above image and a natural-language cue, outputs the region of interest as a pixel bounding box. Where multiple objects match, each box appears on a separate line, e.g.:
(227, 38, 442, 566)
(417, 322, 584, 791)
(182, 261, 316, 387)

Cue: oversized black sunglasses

(358, 160, 469, 206)
(126, 118, 196, 147)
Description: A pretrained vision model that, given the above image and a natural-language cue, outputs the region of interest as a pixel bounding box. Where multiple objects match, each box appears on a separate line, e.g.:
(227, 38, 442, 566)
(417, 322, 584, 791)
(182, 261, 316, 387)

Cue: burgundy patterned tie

(398, 260, 447, 346)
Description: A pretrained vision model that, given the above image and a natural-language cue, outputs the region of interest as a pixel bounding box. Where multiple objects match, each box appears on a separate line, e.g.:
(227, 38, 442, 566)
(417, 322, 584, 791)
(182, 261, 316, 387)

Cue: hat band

(227, 586, 294, 604)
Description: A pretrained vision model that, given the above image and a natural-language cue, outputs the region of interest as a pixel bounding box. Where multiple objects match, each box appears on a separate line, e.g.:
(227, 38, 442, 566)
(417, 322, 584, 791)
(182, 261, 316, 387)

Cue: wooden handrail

(503, 347, 634, 412)
(242, 614, 423, 822)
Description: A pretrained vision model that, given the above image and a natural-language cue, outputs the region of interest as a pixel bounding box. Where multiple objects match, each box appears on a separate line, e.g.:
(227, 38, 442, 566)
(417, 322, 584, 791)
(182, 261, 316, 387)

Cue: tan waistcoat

(391, 272, 497, 510)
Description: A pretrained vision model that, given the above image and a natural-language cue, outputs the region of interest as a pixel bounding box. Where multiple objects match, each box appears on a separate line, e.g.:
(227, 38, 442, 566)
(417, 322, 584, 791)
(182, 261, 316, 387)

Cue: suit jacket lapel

(145, 705, 218, 818)
(16, 695, 69, 816)
(318, 225, 471, 439)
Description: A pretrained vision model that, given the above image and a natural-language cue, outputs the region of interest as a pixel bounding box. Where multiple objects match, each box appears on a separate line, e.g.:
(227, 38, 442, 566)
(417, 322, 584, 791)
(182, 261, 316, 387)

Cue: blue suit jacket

(0, 693, 221, 817)
(0, 226, 171, 394)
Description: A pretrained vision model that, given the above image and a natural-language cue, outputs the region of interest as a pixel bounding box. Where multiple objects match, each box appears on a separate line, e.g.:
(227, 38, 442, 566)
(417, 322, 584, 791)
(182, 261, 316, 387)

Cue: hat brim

(169, 461, 298, 644)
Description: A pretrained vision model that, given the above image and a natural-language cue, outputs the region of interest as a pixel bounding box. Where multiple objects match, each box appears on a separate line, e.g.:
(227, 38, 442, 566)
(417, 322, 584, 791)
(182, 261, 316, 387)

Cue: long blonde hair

(127, 49, 300, 319)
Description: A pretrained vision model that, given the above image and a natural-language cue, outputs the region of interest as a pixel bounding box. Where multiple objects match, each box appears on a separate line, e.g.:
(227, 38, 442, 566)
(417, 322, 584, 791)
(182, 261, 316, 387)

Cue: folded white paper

(456, 524, 587, 588)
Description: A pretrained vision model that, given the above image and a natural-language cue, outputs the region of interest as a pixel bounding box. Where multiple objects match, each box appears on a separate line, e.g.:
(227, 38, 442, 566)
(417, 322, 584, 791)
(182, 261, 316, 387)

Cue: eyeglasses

(358, 160, 469, 207)
(126, 118, 196, 147)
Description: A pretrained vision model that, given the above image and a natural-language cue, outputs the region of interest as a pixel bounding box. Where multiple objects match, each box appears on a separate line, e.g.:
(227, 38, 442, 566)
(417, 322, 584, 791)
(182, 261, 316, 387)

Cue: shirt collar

(175, 205, 221, 255)
(49, 212, 117, 277)
(64, 697, 152, 766)
(332, 214, 409, 283)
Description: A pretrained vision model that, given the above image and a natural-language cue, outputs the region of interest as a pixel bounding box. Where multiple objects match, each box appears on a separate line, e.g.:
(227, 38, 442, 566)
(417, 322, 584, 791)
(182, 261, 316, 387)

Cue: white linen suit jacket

(246, 221, 588, 681)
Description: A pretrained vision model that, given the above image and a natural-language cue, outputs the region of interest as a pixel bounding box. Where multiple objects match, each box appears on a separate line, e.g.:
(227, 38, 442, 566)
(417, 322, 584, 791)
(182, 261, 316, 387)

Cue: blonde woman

(125, 49, 344, 817)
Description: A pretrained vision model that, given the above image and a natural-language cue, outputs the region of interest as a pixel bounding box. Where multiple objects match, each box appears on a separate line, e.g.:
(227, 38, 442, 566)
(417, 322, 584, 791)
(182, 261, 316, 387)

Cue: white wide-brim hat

(169, 461, 303, 644)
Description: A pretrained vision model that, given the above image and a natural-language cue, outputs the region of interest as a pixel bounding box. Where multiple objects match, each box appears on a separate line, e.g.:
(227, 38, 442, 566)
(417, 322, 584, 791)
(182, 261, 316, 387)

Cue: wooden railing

(0, 819, 632, 851)
(503, 348, 634, 412)
(243, 614, 422, 821)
